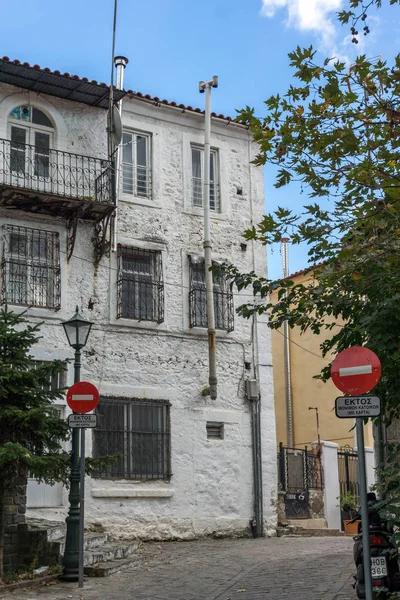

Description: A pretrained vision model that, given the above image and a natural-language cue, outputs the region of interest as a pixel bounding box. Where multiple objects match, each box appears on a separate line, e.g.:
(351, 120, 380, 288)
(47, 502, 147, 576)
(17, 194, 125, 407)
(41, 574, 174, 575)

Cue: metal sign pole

(78, 428, 86, 588)
(356, 418, 372, 600)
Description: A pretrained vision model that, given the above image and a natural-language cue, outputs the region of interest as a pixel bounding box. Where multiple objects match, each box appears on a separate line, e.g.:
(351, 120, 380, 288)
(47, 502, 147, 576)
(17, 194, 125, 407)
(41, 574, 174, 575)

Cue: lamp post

(61, 306, 93, 581)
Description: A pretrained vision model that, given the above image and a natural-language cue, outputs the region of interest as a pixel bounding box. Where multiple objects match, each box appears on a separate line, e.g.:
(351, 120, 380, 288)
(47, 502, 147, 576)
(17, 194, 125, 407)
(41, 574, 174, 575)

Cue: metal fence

(337, 445, 359, 499)
(277, 444, 323, 491)
(0, 138, 114, 204)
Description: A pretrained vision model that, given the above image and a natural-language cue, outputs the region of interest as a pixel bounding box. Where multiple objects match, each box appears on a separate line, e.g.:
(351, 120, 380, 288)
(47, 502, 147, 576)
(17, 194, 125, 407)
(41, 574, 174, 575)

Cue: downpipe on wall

(247, 136, 264, 538)
(281, 238, 293, 447)
(199, 77, 218, 400)
(250, 390, 263, 538)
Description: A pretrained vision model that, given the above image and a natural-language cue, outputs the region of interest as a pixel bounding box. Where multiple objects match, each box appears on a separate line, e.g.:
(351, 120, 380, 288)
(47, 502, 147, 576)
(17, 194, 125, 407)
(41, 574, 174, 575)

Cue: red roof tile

(0, 56, 249, 125)
(125, 90, 245, 125)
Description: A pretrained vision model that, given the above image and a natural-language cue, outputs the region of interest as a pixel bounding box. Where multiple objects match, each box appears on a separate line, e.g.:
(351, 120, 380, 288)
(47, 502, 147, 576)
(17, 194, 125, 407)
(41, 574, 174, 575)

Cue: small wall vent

(206, 422, 224, 440)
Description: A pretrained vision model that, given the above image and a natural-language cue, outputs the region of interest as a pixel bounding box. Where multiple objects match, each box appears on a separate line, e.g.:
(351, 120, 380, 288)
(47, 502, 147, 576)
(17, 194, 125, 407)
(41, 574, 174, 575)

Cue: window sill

(91, 488, 174, 499)
(111, 317, 164, 330)
(120, 194, 161, 209)
(5, 304, 61, 319)
(186, 327, 232, 337)
(183, 208, 226, 220)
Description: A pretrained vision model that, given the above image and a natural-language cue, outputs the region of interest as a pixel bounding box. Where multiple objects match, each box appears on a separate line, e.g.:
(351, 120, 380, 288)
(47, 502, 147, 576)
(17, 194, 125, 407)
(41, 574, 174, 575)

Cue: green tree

(225, 41, 400, 421)
(214, 0, 400, 520)
(0, 309, 70, 577)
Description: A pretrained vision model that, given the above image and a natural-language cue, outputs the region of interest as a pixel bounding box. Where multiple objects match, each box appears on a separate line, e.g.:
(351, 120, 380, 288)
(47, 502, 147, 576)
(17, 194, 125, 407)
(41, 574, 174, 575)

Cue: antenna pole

(108, 0, 118, 160)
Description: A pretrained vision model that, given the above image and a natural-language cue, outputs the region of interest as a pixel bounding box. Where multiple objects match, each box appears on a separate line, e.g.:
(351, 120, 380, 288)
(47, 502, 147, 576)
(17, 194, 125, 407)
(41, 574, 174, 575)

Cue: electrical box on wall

(245, 379, 259, 400)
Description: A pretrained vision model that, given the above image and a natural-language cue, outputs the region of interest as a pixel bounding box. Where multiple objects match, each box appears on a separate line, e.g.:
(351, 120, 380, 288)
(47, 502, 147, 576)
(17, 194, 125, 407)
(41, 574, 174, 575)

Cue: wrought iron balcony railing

(0, 138, 114, 206)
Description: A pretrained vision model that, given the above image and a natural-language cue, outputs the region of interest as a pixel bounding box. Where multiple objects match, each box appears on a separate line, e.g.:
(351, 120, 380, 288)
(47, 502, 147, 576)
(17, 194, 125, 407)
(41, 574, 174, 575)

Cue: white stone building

(0, 56, 277, 539)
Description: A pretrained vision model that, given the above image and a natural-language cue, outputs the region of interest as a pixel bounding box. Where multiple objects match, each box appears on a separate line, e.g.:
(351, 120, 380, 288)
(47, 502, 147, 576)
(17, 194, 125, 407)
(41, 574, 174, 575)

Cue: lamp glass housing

(62, 307, 93, 349)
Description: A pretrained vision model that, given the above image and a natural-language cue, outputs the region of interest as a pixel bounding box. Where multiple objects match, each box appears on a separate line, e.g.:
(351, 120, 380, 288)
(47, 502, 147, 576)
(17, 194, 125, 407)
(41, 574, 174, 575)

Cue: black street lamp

(61, 306, 93, 581)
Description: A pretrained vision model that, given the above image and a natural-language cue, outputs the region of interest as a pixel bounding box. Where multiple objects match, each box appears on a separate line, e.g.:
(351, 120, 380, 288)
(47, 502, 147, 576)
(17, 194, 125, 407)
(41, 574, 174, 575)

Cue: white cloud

(261, 0, 344, 55)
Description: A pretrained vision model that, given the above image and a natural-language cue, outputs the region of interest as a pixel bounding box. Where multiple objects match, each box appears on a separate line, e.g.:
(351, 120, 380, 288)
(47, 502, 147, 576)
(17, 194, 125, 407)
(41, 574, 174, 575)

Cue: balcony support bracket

(94, 212, 113, 265)
(67, 210, 79, 261)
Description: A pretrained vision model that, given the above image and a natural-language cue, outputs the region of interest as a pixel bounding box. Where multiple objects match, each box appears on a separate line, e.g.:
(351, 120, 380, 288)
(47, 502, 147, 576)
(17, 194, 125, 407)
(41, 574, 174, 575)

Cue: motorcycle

(346, 492, 400, 599)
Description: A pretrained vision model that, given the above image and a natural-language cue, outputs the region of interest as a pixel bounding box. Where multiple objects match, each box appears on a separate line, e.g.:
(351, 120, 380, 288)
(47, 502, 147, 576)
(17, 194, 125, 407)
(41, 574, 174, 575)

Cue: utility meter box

(245, 379, 259, 400)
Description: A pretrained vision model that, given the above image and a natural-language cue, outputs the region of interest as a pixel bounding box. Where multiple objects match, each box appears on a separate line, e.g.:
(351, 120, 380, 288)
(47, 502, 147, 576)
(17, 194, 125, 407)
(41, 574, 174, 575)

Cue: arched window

(8, 105, 54, 178)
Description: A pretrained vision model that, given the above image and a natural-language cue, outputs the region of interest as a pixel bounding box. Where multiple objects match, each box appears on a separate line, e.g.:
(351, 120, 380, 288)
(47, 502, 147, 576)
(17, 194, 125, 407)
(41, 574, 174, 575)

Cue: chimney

(114, 56, 128, 90)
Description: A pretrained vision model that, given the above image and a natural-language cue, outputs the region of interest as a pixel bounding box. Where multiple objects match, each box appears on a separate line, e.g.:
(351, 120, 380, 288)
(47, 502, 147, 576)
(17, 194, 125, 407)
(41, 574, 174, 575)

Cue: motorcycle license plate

(371, 556, 387, 578)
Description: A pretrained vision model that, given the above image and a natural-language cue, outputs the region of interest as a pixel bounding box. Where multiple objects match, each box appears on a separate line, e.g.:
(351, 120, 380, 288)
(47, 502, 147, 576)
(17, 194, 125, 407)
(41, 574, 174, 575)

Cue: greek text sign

(335, 395, 381, 419)
(68, 414, 97, 428)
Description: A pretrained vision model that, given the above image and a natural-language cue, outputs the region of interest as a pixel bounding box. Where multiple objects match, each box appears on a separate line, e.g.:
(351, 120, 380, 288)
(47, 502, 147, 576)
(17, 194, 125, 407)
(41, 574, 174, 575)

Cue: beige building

(271, 268, 373, 449)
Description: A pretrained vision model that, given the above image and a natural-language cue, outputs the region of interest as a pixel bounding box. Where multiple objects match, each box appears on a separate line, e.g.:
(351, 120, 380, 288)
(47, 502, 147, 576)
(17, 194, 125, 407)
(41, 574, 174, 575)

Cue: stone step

(56, 532, 109, 555)
(277, 527, 345, 538)
(286, 518, 327, 530)
(26, 517, 66, 542)
(84, 555, 143, 577)
(84, 541, 141, 567)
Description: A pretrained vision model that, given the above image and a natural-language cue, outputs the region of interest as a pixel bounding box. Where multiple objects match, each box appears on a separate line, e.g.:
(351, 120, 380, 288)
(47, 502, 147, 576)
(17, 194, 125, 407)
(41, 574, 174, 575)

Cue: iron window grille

(93, 397, 171, 480)
(191, 145, 220, 212)
(33, 360, 67, 392)
(189, 256, 234, 332)
(2, 225, 61, 309)
(117, 246, 164, 323)
(27, 361, 67, 479)
(121, 131, 152, 198)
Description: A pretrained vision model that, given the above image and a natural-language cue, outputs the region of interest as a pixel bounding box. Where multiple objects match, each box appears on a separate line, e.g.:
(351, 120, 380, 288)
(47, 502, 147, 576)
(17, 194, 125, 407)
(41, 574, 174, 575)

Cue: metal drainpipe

(281, 238, 293, 447)
(248, 136, 263, 537)
(112, 55, 128, 252)
(373, 420, 386, 493)
(199, 77, 218, 400)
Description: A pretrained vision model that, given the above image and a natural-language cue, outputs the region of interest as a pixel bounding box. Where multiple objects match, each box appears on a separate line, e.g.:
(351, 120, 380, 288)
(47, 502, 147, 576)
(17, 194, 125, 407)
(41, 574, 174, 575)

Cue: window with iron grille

(189, 256, 234, 331)
(191, 145, 220, 212)
(117, 246, 164, 323)
(2, 225, 61, 309)
(33, 360, 67, 392)
(93, 398, 171, 480)
(122, 131, 152, 198)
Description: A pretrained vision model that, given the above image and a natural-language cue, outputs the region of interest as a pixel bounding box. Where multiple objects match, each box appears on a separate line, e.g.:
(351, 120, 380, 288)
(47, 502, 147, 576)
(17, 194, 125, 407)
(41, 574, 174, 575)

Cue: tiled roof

(0, 56, 246, 125)
(280, 261, 327, 281)
(0, 56, 125, 108)
(126, 90, 247, 125)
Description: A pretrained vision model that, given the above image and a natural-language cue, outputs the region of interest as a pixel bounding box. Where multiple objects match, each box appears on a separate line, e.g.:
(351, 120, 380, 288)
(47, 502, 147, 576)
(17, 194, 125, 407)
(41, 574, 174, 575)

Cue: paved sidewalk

(4, 536, 357, 600)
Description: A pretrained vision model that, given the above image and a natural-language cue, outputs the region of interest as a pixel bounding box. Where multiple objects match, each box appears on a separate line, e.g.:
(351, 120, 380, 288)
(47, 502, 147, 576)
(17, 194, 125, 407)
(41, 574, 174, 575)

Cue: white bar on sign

(338, 365, 372, 377)
(72, 394, 94, 401)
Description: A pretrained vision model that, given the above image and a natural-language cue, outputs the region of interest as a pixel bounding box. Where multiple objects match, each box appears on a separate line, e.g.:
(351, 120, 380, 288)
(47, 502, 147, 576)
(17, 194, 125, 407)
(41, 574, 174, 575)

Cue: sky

(0, 0, 398, 279)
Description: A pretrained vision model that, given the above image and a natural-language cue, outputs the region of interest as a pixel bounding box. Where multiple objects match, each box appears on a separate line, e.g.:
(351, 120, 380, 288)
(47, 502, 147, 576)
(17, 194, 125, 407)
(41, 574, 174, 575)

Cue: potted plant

(338, 492, 360, 534)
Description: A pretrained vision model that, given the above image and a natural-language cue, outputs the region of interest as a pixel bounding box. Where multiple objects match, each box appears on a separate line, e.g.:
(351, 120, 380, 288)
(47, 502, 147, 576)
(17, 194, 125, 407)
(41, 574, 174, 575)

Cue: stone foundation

(3, 471, 27, 573)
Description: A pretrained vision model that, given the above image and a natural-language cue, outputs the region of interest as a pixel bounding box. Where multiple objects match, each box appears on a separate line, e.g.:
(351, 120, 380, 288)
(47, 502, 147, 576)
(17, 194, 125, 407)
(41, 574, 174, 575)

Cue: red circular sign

(66, 381, 99, 414)
(331, 346, 381, 396)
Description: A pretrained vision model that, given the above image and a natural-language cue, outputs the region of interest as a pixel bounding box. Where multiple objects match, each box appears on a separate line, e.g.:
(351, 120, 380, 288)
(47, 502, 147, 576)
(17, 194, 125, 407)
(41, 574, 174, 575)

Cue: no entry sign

(66, 381, 99, 414)
(331, 346, 381, 396)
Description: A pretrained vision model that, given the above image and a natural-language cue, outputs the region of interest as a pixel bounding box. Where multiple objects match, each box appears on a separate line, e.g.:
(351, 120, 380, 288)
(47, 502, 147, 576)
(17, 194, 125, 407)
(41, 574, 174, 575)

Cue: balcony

(0, 138, 115, 221)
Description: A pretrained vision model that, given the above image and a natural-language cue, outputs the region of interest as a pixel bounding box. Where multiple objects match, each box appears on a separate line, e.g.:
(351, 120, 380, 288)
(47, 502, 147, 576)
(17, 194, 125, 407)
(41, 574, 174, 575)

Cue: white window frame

(191, 145, 220, 212)
(8, 106, 54, 181)
(121, 130, 152, 199)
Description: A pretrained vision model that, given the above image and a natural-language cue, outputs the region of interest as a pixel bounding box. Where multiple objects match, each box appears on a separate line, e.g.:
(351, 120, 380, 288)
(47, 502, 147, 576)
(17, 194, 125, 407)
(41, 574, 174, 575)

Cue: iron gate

(278, 443, 310, 519)
(337, 445, 359, 500)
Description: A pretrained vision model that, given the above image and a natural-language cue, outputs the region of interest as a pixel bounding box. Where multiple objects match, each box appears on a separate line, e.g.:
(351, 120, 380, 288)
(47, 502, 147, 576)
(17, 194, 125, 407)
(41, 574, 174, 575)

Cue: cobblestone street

(4, 536, 357, 600)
